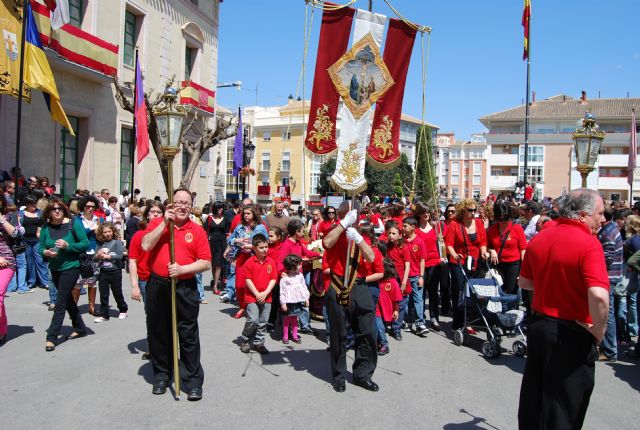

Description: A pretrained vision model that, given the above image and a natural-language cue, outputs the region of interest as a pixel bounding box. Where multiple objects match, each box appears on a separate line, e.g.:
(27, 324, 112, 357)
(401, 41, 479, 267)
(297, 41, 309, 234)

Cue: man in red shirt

(142, 188, 212, 401)
(517, 188, 609, 429)
(323, 201, 378, 393)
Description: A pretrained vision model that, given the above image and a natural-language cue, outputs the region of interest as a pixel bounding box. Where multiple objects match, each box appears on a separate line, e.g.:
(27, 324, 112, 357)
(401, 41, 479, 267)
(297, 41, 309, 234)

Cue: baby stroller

(453, 267, 527, 359)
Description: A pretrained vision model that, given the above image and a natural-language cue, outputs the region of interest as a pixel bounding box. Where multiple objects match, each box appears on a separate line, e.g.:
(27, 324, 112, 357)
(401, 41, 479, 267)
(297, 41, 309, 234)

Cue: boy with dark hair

(402, 216, 428, 336)
(240, 233, 277, 354)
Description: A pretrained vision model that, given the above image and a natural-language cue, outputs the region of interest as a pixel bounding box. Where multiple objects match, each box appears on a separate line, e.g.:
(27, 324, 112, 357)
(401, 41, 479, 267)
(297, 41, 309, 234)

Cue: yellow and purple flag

(522, 0, 531, 60)
(23, 0, 74, 135)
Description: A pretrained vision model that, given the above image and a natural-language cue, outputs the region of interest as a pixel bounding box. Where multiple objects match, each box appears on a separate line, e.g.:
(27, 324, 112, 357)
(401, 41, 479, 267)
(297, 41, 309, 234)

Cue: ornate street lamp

(572, 112, 605, 188)
(241, 136, 255, 198)
(153, 87, 186, 400)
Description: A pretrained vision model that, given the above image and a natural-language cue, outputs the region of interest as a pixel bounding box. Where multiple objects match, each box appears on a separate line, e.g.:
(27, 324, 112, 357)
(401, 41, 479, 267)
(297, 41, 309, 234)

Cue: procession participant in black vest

(322, 201, 378, 393)
(141, 188, 211, 401)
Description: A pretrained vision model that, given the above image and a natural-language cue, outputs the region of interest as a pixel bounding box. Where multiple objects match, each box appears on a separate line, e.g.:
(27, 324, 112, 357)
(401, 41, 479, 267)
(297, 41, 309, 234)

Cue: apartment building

(0, 0, 223, 205)
(480, 92, 639, 201)
(435, 133, 488, 200)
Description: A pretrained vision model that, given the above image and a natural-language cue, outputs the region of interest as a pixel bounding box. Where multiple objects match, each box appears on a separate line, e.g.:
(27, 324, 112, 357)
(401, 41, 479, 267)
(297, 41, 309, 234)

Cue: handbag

(70, 222, 95, 278)
(7, 214, 27, 255)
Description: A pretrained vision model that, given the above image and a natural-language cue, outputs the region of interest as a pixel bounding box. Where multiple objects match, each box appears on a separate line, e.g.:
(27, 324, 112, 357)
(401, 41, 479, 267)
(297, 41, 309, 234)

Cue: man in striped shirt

(597, 208, 623, 362)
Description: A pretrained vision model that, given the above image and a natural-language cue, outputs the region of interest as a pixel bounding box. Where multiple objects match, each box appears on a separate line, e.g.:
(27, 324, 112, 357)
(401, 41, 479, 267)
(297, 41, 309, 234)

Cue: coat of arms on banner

(328, 33, 394, 121)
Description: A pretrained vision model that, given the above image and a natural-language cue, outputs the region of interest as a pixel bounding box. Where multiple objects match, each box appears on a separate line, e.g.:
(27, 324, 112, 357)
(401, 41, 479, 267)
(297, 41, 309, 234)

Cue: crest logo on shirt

(184, 232, 194, 243)
(384, 282, 392, 292)
(412, 245, 418, 253)
(266, 264, 273, 274)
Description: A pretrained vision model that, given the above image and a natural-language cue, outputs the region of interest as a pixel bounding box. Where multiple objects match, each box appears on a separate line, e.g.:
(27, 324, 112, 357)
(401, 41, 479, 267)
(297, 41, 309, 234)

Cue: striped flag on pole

(630, 108, 637, 187)
(522, 0, 531, 60)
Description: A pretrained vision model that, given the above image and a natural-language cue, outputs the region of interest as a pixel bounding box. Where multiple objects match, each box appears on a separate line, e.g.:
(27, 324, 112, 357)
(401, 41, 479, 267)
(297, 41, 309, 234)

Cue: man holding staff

(323, 200, 379, 393)
(142, 188, 211, 401)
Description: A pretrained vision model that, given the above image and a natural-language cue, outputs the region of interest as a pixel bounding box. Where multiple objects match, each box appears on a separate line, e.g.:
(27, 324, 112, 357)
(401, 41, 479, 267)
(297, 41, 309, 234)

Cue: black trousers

(326, 280, 377, 384)
(425, 264, 445, 321)
(47, 268, 86, 342)
(440, 263, 452, 313)
(146, 273, 204, 390)
(518, 315, 598, 430)
(98, 269, 128, 319)
(496, 260, 520, 295)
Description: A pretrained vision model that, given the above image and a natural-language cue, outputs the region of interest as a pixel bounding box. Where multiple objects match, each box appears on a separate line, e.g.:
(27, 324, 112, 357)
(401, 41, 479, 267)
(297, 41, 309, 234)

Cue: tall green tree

(317, 153, 414, 197)
(413, 125, 438, 204)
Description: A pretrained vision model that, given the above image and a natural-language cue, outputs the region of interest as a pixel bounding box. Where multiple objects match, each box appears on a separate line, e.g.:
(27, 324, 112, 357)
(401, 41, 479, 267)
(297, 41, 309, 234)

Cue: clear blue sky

(217, 0, 639, 139)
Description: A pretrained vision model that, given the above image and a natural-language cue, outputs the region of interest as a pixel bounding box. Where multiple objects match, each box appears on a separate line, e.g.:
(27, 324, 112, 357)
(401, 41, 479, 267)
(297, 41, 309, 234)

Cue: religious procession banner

(0, 0, 30, 100)
(305, 4, 416, 193)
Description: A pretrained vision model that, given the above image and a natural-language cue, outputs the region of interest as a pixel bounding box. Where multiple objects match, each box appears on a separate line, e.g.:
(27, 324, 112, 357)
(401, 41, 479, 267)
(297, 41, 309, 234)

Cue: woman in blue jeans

(20, 195, 49, 289)
(6, 208, 27, 294)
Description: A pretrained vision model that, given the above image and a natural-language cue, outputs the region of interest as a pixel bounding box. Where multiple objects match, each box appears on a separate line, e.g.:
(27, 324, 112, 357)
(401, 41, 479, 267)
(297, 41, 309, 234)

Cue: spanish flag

(522, 0, 531, 61)
(23, 0, 75, 135)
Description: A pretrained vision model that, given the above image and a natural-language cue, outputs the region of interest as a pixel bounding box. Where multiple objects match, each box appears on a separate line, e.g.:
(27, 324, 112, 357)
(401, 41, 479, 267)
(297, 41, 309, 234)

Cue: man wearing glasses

(142, 188, 212, 401)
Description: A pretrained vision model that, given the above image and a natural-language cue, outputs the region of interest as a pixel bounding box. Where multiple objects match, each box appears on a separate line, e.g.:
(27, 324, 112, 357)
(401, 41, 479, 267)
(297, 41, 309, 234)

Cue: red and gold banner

(522, 0, 530, 60)
(367, 18, 416, 169)
(179, 80, 215, 114)
(31, 0, 118, 76)
(304, 3, 354, 155)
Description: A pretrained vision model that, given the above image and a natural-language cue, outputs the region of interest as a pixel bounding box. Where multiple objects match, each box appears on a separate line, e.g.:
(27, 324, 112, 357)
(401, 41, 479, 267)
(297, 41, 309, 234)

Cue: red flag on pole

(522, 0, 531, 60)
(630, 108, 637, 187)
(134, 55, 149, 163)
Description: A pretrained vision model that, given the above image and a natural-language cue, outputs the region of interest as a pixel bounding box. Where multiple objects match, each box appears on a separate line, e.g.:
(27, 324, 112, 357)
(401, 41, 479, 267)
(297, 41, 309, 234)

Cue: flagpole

(14, 2, 28, 183)
(523, 36, 531, 188)
(131, 48, 138, 203)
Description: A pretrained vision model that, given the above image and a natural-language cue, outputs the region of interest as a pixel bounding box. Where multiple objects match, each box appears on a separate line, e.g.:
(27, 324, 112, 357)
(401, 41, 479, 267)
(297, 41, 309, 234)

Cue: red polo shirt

(376, 278, 402, 321)
(356, 245, 384, 280)
(486, 222, 527, 263)
(520, 218, 609, 324)
(323, 228, 349, 278)
(318, 219, 339, 237)
(404, 235, 426, 277)
(146, 217, 211, 280)
(243, 255, 278, 303)
(387, 242, 411, 292)
(128, 230, 150, 281)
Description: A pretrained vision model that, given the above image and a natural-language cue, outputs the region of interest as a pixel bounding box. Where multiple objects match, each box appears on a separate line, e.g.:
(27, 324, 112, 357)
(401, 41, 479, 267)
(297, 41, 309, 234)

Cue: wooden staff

(166, 156, 180, 400)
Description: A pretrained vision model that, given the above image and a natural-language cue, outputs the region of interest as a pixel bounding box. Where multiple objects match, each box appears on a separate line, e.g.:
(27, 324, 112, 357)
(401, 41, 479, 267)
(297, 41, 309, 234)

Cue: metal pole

(15, 4, 28, 181)
(522, 12, 532, 187)
(166, 155, 180, 400)
(130, 49, 139, 203)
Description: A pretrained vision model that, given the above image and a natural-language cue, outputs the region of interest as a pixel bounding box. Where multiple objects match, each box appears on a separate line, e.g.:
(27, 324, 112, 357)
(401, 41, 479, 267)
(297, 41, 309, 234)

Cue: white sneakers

(118, 313, 128, 319)
(94, 317, 108, 323)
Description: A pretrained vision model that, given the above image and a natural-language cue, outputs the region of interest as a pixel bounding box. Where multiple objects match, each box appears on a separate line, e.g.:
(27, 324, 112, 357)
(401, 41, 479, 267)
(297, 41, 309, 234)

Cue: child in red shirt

(376, 260, 402, 355)
(267, 226, 284, 329)
(240, 234, 277, 355)
(402, 217, 429, 336)
(383, 220, 411, 341)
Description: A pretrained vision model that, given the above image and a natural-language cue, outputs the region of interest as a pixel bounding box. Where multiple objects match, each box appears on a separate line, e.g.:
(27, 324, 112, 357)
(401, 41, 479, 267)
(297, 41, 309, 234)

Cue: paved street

(1, 272, 638, 430)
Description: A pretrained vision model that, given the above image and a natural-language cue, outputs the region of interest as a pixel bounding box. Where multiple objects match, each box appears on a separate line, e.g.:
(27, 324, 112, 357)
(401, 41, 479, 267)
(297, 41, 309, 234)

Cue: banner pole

(14, 3, 28, 181)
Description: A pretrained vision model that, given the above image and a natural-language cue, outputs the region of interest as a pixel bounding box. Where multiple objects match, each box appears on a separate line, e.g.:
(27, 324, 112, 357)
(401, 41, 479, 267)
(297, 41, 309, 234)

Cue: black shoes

(298, 327, 314, 335)
(353, 379, 379, 392)
(66, 331, 87, 340)
(187, 387, 202, 401)
(333, 380, 346, 392)
(45, 342, 55, 352)
(152, 380, 168, 395)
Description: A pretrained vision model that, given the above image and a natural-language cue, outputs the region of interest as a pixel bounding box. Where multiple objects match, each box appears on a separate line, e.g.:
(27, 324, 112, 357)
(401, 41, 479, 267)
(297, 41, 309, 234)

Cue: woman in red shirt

(486, 201, 526, 295)
(384, 220, 411, 340)
(444, 198, 489, 330)
(414, 204, 448, 331)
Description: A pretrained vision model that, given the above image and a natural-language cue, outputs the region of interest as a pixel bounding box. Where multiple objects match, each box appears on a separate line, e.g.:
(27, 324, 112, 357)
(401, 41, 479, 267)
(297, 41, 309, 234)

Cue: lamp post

(572, 112, 605, 188)
(153, 87, 186, 400)
(242, 129, 255, 198)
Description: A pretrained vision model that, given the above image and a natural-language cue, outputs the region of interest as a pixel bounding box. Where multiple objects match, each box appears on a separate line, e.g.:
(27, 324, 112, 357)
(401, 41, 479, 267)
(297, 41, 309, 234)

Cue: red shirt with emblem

(128, 229, 150, 281)
(243, 255, 278, 303)
(386, 241, 411, 293)
(377, 278, 403, 322)
(356, 244, 384, 280)
(318, 219, 339, 238)
(486, 222, 527, 263)
(520, 218, 609, 324)
(267, 241, 284, 274)
(404, 235, 427, 277)
(146, 217, 212, 280)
